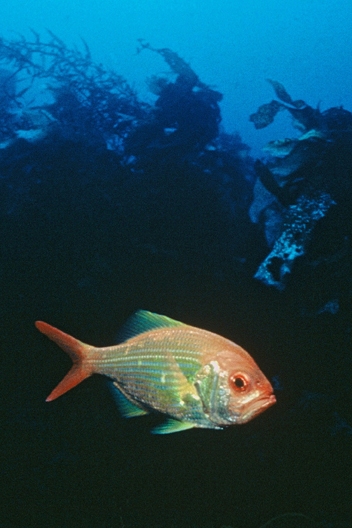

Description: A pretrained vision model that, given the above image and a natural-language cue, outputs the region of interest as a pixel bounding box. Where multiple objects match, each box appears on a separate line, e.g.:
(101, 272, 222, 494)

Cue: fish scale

(96, 338, 204, 382)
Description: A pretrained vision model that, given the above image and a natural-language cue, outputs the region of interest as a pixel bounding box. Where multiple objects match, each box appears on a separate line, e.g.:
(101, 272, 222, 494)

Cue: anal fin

(109, 381, 149, 418)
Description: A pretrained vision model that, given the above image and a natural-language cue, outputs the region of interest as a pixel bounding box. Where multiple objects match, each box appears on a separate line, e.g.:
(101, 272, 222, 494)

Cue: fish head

(195, 348, 276, 426)
(225, 366, 276, 424)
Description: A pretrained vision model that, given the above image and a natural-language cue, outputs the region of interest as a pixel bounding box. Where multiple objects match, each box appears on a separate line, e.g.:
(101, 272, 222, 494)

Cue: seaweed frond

(0, 31, 150, 146)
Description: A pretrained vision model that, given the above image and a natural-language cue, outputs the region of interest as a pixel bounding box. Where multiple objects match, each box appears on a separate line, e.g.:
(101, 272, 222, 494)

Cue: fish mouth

(241, 393, 276, 423)
(262, 393, 276, 409)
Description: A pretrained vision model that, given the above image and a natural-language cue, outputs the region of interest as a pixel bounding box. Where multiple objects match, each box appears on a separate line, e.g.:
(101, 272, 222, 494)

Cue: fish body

(36, 310, 275, 434)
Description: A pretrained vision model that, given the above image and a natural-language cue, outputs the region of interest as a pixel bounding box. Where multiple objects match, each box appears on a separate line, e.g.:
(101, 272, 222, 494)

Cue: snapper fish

(36, 310, 276, 434)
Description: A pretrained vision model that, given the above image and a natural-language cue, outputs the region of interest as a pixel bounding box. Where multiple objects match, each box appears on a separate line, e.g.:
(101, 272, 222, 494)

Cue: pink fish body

(36, 310, 275, 434)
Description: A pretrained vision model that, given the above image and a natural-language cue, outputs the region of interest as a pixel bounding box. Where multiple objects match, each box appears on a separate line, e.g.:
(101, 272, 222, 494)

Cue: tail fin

(35, 321, 94, 402)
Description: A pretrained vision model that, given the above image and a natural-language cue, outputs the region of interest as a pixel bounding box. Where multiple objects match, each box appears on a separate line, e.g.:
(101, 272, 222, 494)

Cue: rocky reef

(250, 80, 352, 299)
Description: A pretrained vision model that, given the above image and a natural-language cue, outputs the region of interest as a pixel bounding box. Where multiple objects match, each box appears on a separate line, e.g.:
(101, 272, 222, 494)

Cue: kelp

(249, 79, 320, 131)
(0, 32, 234, 167)
(137, 39, 200, 87)
(131, 39, 222, 160)
(0, 30, 149, 146)
(250, 82, 352, 290)
(0, 31, 253, 273)
(124, 40, 223, 161)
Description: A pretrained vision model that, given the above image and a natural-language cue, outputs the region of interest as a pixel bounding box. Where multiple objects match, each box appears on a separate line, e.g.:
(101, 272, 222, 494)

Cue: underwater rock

(254, 191, 335, 289)
(250, 82, 352, 291)
(301, 299, 340, 317)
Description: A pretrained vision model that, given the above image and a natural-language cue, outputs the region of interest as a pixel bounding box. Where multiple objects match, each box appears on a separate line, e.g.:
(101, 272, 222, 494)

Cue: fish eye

(229, 373, 248, 392)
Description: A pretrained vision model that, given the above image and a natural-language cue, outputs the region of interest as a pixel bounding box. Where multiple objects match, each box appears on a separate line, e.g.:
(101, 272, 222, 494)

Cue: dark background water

(1, 3, 352, 528)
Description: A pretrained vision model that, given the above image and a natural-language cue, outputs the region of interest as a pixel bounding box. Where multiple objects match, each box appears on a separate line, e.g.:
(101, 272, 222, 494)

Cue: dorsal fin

(116, 310, 186, 343)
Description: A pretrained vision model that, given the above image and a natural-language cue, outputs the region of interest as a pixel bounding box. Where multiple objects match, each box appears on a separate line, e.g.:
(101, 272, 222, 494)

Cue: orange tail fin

(35, 321, 94, 402)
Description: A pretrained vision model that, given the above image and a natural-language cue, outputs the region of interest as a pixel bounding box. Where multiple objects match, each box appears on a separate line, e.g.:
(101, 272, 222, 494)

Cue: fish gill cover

(1, 32, 352, 528)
